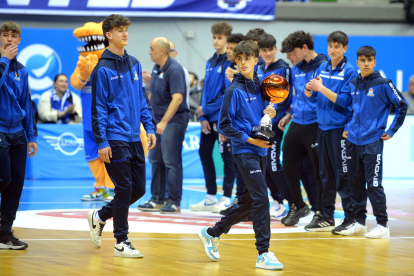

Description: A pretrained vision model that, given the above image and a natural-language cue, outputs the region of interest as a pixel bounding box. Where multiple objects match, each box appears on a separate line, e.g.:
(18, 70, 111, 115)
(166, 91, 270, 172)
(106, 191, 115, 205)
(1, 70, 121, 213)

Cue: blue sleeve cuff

(98, 141, 110, 150)
(1, 56, 11, 65)
(28, 136, 37, 143)
(385, 130, 395, 137)
(200, 116, 207, 122)
(240, 133, 250, 144)
(146, 129, 155, 135)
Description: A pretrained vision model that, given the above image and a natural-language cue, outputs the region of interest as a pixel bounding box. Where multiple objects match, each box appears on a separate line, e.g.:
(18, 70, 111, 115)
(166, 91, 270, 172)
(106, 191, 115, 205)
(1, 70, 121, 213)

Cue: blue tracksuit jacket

(91, 49, 155, 150)
(218, 73, 269, 157)
(345, 71, 408, 145)
(290, 54, 328, 125)
(200, 52, 229, 122)
(257, 59, 293, 124)
(314, 56, 358, 130)
(0, 55, 37, 142)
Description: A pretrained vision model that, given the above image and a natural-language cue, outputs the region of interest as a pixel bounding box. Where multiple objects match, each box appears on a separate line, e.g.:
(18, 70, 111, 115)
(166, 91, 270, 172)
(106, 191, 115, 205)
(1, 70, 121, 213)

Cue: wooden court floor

(2, 183, 414, 276)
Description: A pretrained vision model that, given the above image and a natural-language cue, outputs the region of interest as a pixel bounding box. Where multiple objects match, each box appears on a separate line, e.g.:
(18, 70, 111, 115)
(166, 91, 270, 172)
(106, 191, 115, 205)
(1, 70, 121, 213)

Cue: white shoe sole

(364, 234, 390, 239)
(198, 229, 219, 262)
(256, 262, 283, 270)
(114, 250, 144, 258)
(87, 211, 101, 249)
(189, 205, 216, 211)
(305, 226, 335, 232)
(0, 243, 28, 250)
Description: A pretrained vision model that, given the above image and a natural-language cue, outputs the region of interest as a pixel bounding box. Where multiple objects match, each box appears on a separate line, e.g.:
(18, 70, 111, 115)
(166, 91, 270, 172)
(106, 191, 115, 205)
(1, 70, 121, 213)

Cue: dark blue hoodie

(345, 71, 408, 145)
(91, 49, 155, 150)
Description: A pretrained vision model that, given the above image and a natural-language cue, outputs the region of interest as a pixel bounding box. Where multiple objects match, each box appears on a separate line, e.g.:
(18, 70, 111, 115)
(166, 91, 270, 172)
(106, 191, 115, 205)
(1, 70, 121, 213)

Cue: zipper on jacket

(123, 59, 133, 141)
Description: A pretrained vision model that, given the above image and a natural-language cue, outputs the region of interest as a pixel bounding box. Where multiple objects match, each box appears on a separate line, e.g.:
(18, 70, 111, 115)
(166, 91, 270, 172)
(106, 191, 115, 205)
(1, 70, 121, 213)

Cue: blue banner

(1, 0, 275, 21)
(314, 35, 414, 92)
(17, 28, 82, 103)
(26, 123, 204, 179)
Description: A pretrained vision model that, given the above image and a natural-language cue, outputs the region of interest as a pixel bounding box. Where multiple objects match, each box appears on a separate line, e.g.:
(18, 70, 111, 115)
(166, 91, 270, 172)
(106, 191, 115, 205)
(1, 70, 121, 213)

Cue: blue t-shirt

(150, 57, 190, 124)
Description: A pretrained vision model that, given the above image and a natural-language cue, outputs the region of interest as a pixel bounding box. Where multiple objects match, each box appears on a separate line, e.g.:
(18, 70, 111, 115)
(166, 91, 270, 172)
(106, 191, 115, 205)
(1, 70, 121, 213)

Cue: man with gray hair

(402, 76, 414, 115)
(138, 37, 190, 213)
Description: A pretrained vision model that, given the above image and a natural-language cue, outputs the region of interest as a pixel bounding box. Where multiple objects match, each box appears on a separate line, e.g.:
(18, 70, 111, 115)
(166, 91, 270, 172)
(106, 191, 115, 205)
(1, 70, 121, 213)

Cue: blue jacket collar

(325, 56, 347, 71)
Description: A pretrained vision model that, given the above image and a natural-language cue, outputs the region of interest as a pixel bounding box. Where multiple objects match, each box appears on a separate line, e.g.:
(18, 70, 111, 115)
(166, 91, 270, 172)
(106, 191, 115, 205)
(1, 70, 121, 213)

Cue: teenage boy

(246, 28, 266, 71)
(257, 33, 293, 219)
(304, 31, 358, 232)
(0, 21, 37, 250)
(87, 14, 156, 258)
(198, 41, 283, 271)
(225, 33, 245, 89)
(191, 22, 235, 213)
(278, 31, 328, 226)
(340, 46, 408, 238)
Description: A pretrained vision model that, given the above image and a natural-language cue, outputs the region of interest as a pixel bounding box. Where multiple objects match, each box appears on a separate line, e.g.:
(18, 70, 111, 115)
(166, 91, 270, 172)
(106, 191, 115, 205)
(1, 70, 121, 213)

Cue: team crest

(217, 0, 252, 11)
(338, 69, 345, 76)
(367, 88, 374, 97)
(217, 66, 222, 73)
(134, 71, 139, 81)
(159, 72, 164, 79)
(14, 72, 20, 81)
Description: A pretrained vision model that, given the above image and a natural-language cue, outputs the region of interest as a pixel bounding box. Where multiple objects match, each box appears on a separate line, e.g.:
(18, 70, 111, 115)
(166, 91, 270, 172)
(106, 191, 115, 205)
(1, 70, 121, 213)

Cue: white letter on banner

(183, 135, 200, 150)
(48, 0, 70, 7)
(397, 70, 403, 92)
(87, 0, 130, 8)
(130, 0, 175, 8)
(6, 0, 30, 5)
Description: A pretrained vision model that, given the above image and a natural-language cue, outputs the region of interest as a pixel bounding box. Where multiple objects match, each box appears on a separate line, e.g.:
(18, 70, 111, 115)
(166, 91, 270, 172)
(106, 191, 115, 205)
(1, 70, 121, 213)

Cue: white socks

(95, 211, 105, 224)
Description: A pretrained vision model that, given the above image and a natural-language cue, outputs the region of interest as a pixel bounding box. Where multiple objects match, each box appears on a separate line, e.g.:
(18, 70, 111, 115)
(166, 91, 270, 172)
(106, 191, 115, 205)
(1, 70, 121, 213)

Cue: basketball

(261, 74, 290, 104)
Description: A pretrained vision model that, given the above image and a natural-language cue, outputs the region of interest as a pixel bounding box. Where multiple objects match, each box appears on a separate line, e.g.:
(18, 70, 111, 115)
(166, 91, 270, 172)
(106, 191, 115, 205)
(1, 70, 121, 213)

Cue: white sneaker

(211, 197, 231, 213)
(114, 239, 144, 258)
(339, 222, 367, 236)
(270, 201, 287, 220)
(104, 189, 115, 203)
(189, 196, 218, 211)
(87, 210, 105, 249)
(364, 225, 390, 239)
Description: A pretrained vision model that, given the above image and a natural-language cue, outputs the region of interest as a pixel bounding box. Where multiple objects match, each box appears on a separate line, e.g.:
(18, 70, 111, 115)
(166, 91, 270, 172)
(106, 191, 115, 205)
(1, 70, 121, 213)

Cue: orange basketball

(261, 74, 290, 104)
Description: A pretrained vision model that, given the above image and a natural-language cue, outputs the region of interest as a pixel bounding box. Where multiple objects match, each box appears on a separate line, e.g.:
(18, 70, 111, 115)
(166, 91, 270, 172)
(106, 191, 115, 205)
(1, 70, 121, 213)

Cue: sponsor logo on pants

(373, 154, 381, 187)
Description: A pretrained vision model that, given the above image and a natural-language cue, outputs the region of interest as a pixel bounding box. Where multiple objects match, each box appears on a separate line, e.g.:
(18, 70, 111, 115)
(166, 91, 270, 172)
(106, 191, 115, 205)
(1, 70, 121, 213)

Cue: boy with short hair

(191, 22, 236, 213)
(87, 14, 156, 257)
(225, 33, 245, 88)
(246, 28, 266, 71)
(304, 31, 358, 233)
(198, 41, 283, 270)
(257, 33, 293, 219)
(0, 21, 38, 250)
(341, 46, 408, 238)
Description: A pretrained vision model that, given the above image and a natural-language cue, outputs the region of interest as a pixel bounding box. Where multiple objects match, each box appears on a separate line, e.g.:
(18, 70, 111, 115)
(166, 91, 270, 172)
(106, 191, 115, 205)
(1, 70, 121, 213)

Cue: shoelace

(311, 214, 321, 223)
(346, 222, 356, 230)
(9, 231, 20, 241)
(212, 238, 219, 252)
(263, 252, 277, 261)
(287, 207, 296, 218)
(98, 223, 105, 236)
(124, 241, 136, 250)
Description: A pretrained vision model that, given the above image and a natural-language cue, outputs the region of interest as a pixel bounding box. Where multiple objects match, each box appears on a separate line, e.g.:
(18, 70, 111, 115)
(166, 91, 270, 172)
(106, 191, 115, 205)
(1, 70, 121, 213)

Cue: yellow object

(89, 158, 114, 189)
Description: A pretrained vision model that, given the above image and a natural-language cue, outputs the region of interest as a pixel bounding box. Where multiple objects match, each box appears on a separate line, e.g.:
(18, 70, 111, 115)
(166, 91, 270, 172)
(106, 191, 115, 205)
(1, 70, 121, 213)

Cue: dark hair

(227, 33, 245, 44)
(54, 73, 68, 83)
(189, 71, 198, 82)
(233, 41, 259, 59)
(0, 21, 21, 35)
(327, 31, 349, 47)
(102, 14, 132, 42)
(246, 28, 265, 42)
(211, 22, 233, 36)
(258, 34, 276, 49)
(357, 46, 376, 59)
(280, 31, 314, 53)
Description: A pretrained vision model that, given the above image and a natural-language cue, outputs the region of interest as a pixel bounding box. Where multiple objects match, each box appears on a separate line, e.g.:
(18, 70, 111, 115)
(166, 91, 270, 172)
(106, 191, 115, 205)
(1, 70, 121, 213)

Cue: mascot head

(73, 22, 108, 59)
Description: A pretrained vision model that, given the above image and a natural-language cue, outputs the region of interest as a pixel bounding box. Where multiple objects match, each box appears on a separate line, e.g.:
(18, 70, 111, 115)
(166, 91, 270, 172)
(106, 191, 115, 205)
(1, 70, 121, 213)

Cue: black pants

(300, 155, 318, 212)
(346, 139, 387, 226)
(98, 140, 146, 243)
(199, 121, 235, 198)
(265, 126, 293, 205)
(212, 153, 270, 253)
(234, 155, 246, 200)
(282, 122, 323, 212)
(0, 130, 27, 233)
(316, 128, 354, 221)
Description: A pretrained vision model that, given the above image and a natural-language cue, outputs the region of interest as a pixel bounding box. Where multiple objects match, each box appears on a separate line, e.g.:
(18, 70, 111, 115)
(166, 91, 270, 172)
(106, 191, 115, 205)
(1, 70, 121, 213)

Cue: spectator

(402, 76, 414, 115)
(189, 72, 198, 93)
(37, 74, 82, 124)
(189, 72, 202, 122)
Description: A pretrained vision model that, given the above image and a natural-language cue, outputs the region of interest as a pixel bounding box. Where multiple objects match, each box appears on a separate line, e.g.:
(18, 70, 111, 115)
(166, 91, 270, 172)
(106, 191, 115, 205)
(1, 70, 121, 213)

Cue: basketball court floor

(1, 178, 414, 275)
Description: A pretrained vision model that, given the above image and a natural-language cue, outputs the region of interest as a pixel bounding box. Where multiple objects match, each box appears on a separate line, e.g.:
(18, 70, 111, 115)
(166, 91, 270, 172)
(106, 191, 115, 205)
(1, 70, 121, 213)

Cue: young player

(257, 33, 293, 219)
(198, 41, 283, 270)
(340, 46, 408, 238)
(0, 21, 38, 250)
(87, 14, 156, 257)
(191, 22, 235, 213)
(278, 31, 328, 226)
(304, 31, 358, 232)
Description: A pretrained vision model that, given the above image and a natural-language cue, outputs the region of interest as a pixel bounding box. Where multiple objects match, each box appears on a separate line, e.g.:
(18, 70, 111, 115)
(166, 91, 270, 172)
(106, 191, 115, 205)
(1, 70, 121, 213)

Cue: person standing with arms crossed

(87, 14, 156, 258)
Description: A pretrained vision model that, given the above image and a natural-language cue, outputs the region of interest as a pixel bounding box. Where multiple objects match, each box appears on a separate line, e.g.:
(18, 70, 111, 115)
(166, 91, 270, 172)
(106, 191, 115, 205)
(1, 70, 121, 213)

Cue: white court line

(23, 186, 91, 189)
(19, 202, 94, 204)
(22, 237, 414, 241)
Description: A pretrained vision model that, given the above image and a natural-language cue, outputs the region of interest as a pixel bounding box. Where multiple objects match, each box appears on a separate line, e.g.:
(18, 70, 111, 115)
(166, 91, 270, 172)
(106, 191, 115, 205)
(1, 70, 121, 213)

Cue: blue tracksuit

(345, 71, 408, 226)
(213, 73, 271, 253)
(313, 57, 358, 221)
(91, 49, 155, 243)
(225, 61, 236, 89)
(0, 55, 37, 233)
(257, 59, 294, 206)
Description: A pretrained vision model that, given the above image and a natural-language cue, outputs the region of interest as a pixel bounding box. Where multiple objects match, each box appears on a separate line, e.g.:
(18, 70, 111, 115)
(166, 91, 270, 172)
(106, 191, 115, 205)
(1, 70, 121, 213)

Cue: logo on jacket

(17, 44, 62, 91)
(43, 132, 84, 156)
(134, 71, 139, 81)
(14, 72, 20, 81)
(367, 88, 375, 97)
(338, 69, 345, 77)
(159, 72, 164, 79)
(217, 66, 222, 73)
(218, 0, 252, 11)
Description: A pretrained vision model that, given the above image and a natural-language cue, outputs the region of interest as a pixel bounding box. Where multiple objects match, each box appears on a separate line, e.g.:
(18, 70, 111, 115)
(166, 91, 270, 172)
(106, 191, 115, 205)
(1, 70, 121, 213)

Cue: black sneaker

(137, 201, 164, 212)
(331, 219, 355, 235)
(305, 211, 335, 232)
(283, 204, 310, 226)
(0, 231, 28, 250)
(219, 198, 238, 216)
(160, 203, 181, 214)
